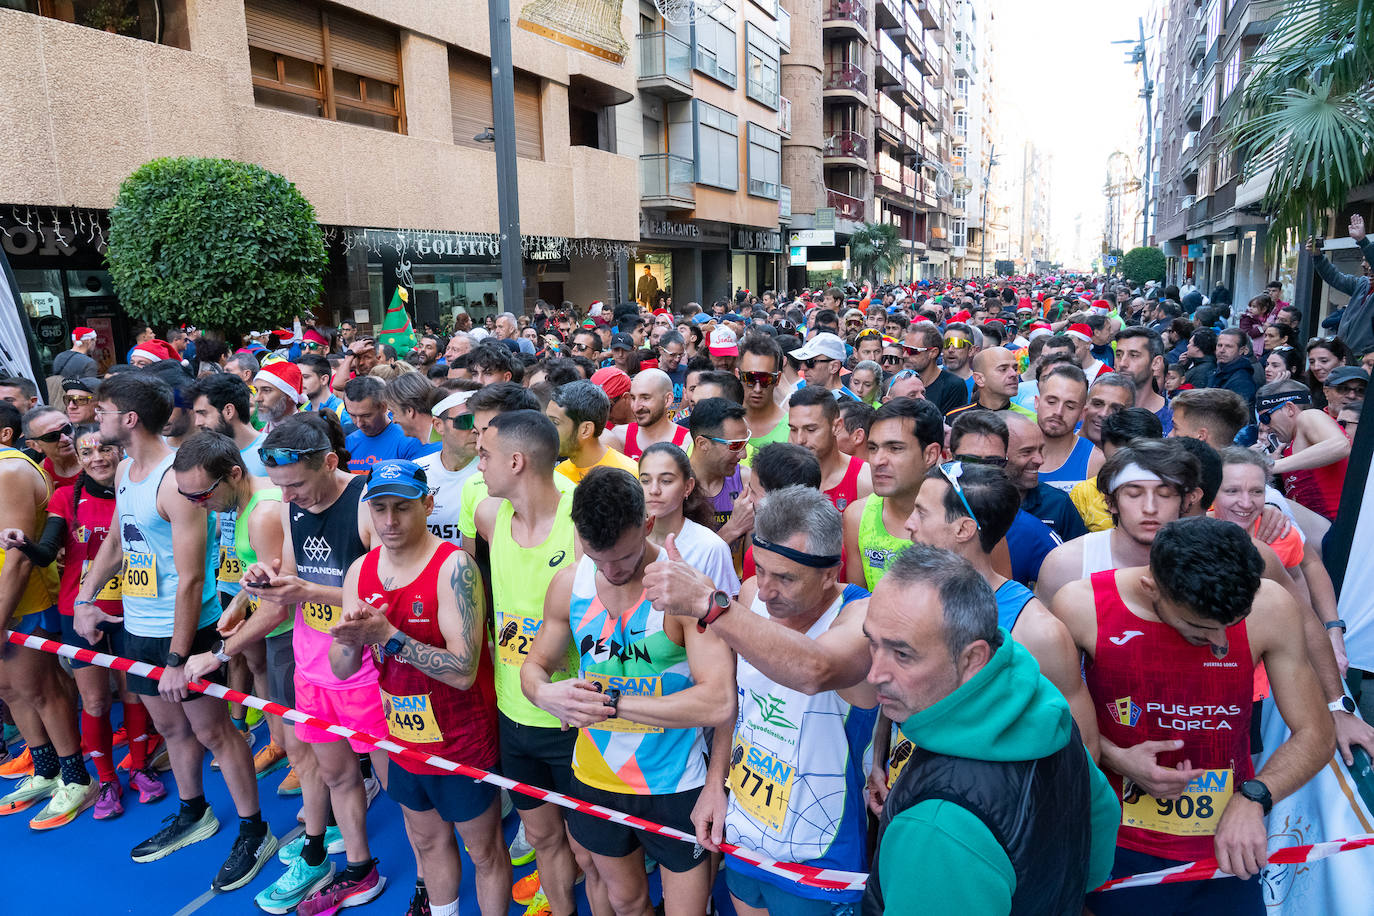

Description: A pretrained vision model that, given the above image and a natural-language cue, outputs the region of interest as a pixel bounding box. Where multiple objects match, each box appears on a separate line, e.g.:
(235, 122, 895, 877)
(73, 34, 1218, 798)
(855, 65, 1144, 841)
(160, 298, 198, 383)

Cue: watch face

(712, 590, 731, 609)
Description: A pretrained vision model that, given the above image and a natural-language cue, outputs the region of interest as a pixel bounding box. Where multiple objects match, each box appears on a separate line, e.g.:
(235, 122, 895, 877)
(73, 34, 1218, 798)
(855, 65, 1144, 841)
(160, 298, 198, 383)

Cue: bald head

(630, 367, 673, 428)
(973, 347, 1020, 399)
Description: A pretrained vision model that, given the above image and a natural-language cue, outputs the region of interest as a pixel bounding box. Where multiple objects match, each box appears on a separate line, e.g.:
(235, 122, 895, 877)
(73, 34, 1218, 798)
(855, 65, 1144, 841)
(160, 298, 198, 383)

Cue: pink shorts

(293, 675, 387, 754)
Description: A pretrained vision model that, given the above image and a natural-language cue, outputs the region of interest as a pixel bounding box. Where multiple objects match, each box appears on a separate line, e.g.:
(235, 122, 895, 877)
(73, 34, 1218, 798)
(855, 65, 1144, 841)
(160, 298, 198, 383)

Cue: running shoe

(130, 768, 167, 804)
(2, 722, 19, 745)
(29, 776, 99, 829)
(213, 829, 279, 893)
(363, 776, 380, 808)
(297, 861, 386, 916)
(0, 747, 33, 779)
(211, 727, 257, 771)
(278, 825, 346, 863)
(117, 734, 169, 773)
(509, 821, 536, 866)
(256, 857, 335, 914)
(254, 742, 289, 778)
(511, 871, 541, 906)
(92, 780, 125, 820)
(523, 891, 551, 916)
(246, 707, 265, 730)
(0, 772, 57, 814)
(406, 883, 430, 916)
(277, 767, 302, 796)
(131, 805, 220, 863)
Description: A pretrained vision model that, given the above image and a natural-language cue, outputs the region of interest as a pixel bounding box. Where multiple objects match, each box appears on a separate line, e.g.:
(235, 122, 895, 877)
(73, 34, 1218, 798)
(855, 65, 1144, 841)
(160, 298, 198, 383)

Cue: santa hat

(302, 328, 329, 348)
(1065, 323, 1093, 343)
(72, 326, 97, 343)
(129, 339, 178, 364)
(254, 360, 305, 405)
(949, 310, 972, 323)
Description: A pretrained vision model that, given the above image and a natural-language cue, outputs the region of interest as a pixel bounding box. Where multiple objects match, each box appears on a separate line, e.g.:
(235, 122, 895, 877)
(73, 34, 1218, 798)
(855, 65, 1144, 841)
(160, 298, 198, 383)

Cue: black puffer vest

(863, 722, 1092, 916)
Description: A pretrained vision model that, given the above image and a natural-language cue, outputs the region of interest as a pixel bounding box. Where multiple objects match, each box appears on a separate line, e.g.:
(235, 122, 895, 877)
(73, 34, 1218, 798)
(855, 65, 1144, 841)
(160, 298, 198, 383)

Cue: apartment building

(1, 0, 641, 364)
(1009, 141, 1052, 273)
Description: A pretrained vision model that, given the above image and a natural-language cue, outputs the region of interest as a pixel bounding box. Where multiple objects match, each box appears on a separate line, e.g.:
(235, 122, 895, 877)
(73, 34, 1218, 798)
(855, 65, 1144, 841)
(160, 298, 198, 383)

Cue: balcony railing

(637, 32, 692, 96)
(824, 130, 870, 160)
(826, 187, 866, 221)
(823, 62, 868, 96)
(640, 154, 695, 207)
(823, 0, 870, 32)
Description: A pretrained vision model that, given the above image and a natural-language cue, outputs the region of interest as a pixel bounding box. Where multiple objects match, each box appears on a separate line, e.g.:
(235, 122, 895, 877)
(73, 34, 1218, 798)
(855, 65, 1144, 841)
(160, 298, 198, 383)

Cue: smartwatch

(164, 651, 186, 669)
(1328, 695, 1357, 714)
(212, 640, 233, 665)
(604, 688, 622, 719)
(697, 590, 732, 633)
(381, 634, 406, 658)
(1238, 778, 1273, 816)
(1325, 619, 1348, 632)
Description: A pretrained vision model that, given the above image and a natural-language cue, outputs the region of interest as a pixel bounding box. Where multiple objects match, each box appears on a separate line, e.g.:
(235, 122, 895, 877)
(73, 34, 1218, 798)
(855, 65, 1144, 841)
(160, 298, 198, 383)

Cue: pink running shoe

(297, 860, 386, 916)
(93, 780, 124, 820)
(130, 768, 166, 804)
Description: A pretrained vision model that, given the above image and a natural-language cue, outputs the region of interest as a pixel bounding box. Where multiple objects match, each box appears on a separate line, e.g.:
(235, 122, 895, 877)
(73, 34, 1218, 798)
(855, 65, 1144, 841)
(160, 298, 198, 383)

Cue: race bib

(1121, 768, 1233, 837)
(888, 734, 915, 785)
(584, 672, 663, 734)
(729, 739, 795, 831)
(301, 601, 342, 633)
(495, 612, 540, 667)
(81, 560, 122, 601)
(217, 547, 242, 584)
(122, 552, 158, 599)
(381, 690, 443, 744)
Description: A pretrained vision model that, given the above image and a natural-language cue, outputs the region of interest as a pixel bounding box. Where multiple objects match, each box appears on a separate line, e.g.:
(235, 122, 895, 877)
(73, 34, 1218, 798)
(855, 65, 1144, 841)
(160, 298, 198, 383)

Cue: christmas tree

(377, 287, 416, 357)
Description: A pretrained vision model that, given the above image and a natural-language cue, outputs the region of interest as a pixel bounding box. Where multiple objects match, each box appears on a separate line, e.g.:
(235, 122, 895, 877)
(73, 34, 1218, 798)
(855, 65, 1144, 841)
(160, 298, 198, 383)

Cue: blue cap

(724, 312, 743, 321)
(363, 460, 429, 501)
(691, 314, 712, 324)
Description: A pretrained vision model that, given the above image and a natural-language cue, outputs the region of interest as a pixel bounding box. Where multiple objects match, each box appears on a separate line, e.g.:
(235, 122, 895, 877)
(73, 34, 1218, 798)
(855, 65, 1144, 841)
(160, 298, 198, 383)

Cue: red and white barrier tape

(8, 629, 1373, 894)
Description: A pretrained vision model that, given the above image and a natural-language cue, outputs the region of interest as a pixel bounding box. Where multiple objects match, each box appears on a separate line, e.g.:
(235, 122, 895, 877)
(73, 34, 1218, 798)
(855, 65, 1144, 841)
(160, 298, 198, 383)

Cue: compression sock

(180, 794, 209, 818)
(81, 710, 117, 783)
(123, 702, 151, 771)
(58, 751, 91, 786)
(29, 742, 59, 779)
(302, 832, 327, 867)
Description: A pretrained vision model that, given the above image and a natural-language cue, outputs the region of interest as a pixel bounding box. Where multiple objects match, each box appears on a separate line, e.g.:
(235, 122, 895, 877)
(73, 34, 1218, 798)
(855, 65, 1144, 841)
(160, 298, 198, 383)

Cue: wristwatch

(381, 634, 406, 658)
(1328, 695, 1357, 714)
(697, 590, 732, 633)
(1238, 778, 1273, 816)
(164, 651, 186, 668)
(604, 688, 622, 719)
(212, 640, 233, 665)
(1325, 619, 1348, 632)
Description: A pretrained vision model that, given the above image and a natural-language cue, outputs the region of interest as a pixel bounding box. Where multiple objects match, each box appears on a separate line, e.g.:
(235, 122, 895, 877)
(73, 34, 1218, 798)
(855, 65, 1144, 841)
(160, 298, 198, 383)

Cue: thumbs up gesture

(644, 533, 716, 621)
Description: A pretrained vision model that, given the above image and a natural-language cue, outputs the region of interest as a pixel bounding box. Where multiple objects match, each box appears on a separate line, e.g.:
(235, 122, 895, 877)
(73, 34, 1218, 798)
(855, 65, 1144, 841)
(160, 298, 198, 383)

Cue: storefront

(634, 215, 788, 308)
(730, 227, 784, 300)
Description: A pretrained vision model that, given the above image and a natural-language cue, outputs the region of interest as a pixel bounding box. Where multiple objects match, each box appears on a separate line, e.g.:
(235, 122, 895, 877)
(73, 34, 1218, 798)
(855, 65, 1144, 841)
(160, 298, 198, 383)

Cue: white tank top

(1079, 529, 1118, 578)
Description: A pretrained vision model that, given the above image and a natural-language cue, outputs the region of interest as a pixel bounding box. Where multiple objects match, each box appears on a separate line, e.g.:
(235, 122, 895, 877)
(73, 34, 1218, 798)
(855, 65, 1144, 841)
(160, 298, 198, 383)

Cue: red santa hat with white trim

(254, 359, 305, 405)
(129, 339, 179, 364)
(1065, 323, 1093, 343)
(72, 326, 97, 343)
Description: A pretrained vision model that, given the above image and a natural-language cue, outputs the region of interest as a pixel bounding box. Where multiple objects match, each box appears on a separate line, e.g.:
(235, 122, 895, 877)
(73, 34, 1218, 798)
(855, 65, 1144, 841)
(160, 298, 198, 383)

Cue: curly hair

(571, 467, 646, 551)
(1150, 517, 1263, 625)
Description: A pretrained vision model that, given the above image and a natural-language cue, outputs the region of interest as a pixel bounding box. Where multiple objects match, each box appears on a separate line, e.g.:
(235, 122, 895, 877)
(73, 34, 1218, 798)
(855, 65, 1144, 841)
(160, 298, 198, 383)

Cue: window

(953, 190, 967, 211)
(745, 23, 780, 110)
(695, 101, 739, 190)
(1221, 51, 1240, 98)
(953, 144, 968, 175)
(747, 124, 781, 199)
(246, 0, 404, 133)
(954, 110, 968, 138)
(952, 218, 967, 248)
(693, 11, 738, 88)
(1201, 74, 1216, 123)
(450, 49, 544, 160)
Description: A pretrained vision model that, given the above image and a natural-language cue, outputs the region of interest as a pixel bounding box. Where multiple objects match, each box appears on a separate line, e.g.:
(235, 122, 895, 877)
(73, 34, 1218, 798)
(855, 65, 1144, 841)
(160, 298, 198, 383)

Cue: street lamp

(904, 152, 926, 283)
(1113, 18, 1153, 245)
(488, 0, 524, 314)
(979, 144, 998, 279)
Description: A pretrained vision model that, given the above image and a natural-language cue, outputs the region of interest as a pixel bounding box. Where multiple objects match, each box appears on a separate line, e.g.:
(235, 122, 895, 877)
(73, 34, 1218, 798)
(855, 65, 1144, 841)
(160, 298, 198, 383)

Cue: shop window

(245, 0, 404, 133)
(450, 49, 545, 160)
(744, 23, 779, 110)
(692, 11, 737, 88)
(694, 100, 739, 191)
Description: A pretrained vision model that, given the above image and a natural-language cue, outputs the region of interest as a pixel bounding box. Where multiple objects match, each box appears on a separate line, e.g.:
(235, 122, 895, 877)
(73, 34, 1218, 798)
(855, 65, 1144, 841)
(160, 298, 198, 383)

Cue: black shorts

(264, 630, 296, 707)
(124, 624, 226, 698)
(566, 780, 707, 873)
(386, 764, 500, 824)
(498, 713, 576, 811)
(58, 613, 121, 671)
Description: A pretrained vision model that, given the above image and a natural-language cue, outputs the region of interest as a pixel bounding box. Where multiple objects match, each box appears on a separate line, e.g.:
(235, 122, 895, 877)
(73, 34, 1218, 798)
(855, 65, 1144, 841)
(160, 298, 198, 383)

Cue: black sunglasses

(953, 453, 1008, 469)
(31, 423, 74, 444)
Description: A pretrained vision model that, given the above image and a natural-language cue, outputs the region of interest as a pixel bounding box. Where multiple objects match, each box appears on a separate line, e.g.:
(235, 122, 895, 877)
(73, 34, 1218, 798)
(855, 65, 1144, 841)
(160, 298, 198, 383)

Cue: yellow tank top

(0, 448, 59, 621)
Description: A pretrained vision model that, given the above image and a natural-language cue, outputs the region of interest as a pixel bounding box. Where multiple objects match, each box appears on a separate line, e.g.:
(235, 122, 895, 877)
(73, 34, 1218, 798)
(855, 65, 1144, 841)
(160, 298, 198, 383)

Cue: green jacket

(878, 632, 1120, 914)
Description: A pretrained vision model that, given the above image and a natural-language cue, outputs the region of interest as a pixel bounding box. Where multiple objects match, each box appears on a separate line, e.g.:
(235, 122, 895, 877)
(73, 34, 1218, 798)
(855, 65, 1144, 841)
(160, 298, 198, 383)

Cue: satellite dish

(656, 0, 725, 23)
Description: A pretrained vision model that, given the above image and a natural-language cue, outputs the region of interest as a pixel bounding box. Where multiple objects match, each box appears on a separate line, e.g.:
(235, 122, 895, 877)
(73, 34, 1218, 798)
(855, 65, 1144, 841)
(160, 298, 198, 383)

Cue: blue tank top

(1039, 436, 1095, 492)
(995, 579, 1034, 632)
(117, 453, 220, 637)
(566, 555, 707, 796)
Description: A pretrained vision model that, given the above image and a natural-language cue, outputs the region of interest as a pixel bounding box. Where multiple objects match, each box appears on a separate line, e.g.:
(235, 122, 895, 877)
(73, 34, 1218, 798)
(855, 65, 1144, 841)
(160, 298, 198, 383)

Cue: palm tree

(1227, 0, 1374, 256)
(848, 221, 905, 283)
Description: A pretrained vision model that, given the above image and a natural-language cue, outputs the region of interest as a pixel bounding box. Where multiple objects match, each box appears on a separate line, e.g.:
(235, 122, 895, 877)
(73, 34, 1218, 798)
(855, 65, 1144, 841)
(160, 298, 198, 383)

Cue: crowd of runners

(0, 216, 1371, 916)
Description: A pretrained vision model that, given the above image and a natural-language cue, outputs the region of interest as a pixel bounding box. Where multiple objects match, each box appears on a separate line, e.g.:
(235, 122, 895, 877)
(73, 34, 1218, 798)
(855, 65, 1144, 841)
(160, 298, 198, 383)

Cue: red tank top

(824, 455, 865, 513)
(50, 482, 121, 616)
(1280, 441, 1347, 521)
(1084, 570, 1254, 861)
(362, 541, 499, 775)
(624, 422, 689, 460)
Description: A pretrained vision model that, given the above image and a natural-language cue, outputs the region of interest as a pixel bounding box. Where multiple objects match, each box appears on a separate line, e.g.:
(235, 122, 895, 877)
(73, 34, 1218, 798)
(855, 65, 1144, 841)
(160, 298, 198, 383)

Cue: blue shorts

(385, 765, 499, 824)
(1086, 846, 1262, 916)
(11, 606, 60, 637)
(58, 613, 121, 670)
(725, 866, 859, 916)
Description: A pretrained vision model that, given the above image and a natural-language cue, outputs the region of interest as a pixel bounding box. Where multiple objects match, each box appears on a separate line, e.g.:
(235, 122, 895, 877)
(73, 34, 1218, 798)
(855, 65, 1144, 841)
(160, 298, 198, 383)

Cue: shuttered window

(244, 0, 405, 133)
(449, 49, 544, 161)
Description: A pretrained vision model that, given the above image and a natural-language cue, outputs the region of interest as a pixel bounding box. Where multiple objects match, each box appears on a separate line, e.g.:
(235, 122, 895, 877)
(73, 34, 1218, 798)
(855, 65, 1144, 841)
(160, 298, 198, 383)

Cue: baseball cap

(789, 332, 847, 363)
(1325, 366, 1369, 387)
(708, 327, 739, 357)
(609, 333, 636, 351)
(363, 459, 429, 502)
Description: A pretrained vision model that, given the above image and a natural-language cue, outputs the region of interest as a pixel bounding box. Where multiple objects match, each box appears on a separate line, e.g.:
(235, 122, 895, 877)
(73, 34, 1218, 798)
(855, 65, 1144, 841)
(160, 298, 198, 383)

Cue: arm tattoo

(395, 558, 482, 686)
(397, 633, 465, 682)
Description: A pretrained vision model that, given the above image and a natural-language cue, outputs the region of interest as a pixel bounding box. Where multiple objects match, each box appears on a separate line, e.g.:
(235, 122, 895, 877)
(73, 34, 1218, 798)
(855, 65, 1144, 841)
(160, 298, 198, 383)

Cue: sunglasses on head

(259, 445, 328, 467)
(939, 461, 980, 530)
(32, 423, 74, 443)
(1257, 395, 1308, 425)
(741, 371, 779, 389)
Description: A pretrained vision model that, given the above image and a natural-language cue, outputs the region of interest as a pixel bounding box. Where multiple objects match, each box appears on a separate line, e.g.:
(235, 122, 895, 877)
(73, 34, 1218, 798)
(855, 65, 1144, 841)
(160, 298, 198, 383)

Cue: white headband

(432, 390, 477, 417)
(1108, 462, 1163, 493)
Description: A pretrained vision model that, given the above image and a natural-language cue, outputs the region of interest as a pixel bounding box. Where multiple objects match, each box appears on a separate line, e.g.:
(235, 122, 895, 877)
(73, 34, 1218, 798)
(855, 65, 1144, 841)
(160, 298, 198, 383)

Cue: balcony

(640, 154, 695, 211)
(952, 41, 972, 76)
(1180, 130, 1198, 155)
(878, 99, 904, 143)
(876, 35, 904, 88)
(826, 187, 866, 221)
(824, 130, 870, 166)
(917, 0, 940, 28)
(823, 62, 869, 102)
(875, 0, 903, 30)
(822, 0, 869, 39)
(637, 32, 693, 99)
(1190, 30, 1206, 63)
(1180, 194, 1197, 214)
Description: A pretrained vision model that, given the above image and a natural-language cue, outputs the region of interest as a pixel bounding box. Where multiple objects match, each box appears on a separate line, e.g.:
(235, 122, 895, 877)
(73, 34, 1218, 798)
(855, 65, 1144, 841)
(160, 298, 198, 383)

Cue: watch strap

(1328, 696, 1357, 714)
(1325, 619, 1347, 632)
(697, 590, 731, 632)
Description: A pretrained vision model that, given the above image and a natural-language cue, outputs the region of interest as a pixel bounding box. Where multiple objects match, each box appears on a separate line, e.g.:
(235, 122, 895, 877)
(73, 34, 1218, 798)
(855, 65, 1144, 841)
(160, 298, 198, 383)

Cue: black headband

(751, 535, 842, 569)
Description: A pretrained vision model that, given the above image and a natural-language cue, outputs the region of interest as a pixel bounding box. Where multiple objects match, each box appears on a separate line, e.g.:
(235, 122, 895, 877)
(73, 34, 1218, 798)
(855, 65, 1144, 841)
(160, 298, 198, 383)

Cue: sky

(989, 0, 1150, 268)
